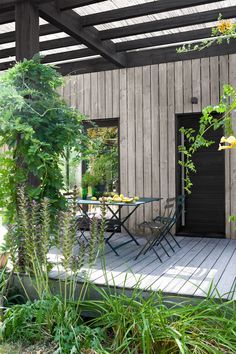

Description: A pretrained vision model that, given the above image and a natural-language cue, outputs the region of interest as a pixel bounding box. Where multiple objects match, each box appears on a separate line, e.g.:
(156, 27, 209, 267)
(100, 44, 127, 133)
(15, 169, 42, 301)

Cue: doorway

(176, 114, 225, 237)
(82, 118, 120, 231)
(82, 118, 120, 195)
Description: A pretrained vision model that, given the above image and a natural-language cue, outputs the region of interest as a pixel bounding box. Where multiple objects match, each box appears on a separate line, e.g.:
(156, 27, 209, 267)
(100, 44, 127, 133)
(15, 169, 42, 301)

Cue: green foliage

(0, 188, 108, 353)
(86, 286, 236, 354)
(2, 296, 64, 343)
(0, 56, 86, 220)
(177, 15, 236, 53)
(54, 323, 106, 354)
(93, 151, 118, 188)
(1, 294, 106, 353)
(179, 84, 235, 193)
(82, 171, 100, 188)
(87, 127, 119, 191)
(0, 267, 8, 304)
(1, 271, 236, 353)
(6, 186, 105, 301)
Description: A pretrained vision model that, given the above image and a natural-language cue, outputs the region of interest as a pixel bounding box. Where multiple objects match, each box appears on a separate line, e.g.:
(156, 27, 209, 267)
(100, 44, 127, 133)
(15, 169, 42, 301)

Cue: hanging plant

(177, 15, 236, 53)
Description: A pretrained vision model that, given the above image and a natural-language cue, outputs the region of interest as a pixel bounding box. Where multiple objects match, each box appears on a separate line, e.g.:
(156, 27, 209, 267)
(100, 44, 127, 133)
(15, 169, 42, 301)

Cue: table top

(77, 197, 162, 207)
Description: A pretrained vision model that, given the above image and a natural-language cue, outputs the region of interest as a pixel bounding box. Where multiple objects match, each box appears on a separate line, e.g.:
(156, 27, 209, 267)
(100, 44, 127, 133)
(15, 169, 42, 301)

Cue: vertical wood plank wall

(62, 54, 236, 239)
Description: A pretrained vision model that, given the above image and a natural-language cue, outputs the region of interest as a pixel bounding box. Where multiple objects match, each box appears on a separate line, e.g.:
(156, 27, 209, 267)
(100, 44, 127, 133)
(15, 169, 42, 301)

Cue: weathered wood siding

(62, 54, 236, 239)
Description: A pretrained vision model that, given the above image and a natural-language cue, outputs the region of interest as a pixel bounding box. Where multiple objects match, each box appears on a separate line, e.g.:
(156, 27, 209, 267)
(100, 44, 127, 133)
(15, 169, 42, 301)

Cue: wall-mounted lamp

(191, 97, 198, 104)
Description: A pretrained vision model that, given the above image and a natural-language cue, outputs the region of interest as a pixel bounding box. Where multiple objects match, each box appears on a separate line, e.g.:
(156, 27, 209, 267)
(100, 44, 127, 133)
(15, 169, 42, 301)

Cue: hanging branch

(179, 85, 236, 193)
(177, 15, 236, 54)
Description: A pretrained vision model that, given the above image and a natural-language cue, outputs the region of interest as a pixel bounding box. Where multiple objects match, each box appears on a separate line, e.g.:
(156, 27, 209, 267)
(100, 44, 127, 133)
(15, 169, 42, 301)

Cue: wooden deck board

(214, 248, 236, 299)
(176, 239, 223, 295)
(161, 238, 217, 294)
(193, 239, 232, 297)
(180, 239, 230, 296)
(120, 236, 188, 289)
(48, 235, 236, 300)
(134, 238, 201, 290)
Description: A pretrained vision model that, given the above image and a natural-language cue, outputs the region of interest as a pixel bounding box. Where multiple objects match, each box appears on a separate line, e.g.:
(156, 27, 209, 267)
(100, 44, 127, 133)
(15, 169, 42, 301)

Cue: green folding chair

(136, 196, 184, 260)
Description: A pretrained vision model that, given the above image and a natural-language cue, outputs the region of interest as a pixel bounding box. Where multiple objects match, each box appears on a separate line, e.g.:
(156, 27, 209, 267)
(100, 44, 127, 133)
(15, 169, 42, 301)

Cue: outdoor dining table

(77, 197, 162, 256)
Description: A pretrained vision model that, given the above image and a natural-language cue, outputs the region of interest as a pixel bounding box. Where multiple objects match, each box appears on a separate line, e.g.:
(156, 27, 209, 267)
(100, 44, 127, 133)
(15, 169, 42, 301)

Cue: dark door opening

(176, 114, 225, 238)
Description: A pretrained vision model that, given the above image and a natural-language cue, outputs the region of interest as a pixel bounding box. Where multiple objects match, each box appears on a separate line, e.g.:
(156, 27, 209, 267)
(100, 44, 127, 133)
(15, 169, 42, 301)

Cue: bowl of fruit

(98, 194, 140, 203)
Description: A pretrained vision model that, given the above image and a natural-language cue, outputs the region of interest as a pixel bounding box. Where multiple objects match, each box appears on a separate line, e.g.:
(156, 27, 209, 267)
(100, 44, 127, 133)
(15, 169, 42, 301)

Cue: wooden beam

(0, 61, 14, 71)
(0, 0, 55, 12)
(128, 41, 236, 67)
(40, 36, 80, 50)
(0, 0, 15, 5)
(0, 0, 104, 12)
(57, 40, 236, 75)
(39, 3, 127, 67)
(0, 0, 53, 5)
(0, 10, 14, 24)
(0, 23, 60, 46)
(100, 6, 236, 40)
(15, 0, 40, 60)
(0, 27, 213, 60)
(58, 57, 116, 75)
(0, 38, 82, 59)
(82, 0, 224, 26)
(58, 0, 104, 11)
(0, 47, 95, 69)
(116, 28, 211, 52)
(1, 39, 236, 74)
(42, 48, 95, 63)
(39, 23, 60, 36)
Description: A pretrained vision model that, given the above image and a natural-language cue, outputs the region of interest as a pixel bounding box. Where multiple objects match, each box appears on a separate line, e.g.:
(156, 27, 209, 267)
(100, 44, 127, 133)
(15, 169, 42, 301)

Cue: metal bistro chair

(135, 196, 185, 261)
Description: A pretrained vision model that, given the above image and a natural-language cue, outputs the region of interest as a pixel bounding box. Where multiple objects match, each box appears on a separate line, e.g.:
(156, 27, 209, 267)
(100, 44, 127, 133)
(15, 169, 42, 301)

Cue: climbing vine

(177, 16, 236, 53)
(0, 56, 87, 220)
(179, 84, 235, 193)
(177, 16, 236, 195)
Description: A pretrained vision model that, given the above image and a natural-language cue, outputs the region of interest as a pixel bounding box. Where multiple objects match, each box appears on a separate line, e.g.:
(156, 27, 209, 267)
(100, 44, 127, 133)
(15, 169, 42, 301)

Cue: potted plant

(81, 172, 100, 198)
(89, 174, 100, 197)
(81, 172, 91, 199)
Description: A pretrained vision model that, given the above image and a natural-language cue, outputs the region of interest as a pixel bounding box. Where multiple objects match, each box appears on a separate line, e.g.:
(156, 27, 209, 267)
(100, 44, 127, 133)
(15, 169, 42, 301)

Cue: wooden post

(15, 0, 40, 189)
(15, 0, 41, 184)
(15, 1, 40, 270)
(15, 0, 40, 61)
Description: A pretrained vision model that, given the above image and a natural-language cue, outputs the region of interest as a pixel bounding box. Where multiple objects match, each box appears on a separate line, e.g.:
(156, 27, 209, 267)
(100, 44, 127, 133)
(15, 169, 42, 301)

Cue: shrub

(0, 56, 86, 220)
(1, 295, 107, 354)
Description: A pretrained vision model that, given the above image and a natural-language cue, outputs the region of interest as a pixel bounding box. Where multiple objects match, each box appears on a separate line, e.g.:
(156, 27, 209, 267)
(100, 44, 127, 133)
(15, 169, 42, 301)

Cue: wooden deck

(48, 234, 236, 301)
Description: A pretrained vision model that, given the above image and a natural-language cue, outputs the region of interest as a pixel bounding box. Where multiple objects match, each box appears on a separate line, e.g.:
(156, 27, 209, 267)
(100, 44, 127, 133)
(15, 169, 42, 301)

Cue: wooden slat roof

(0, 0, 236, 74)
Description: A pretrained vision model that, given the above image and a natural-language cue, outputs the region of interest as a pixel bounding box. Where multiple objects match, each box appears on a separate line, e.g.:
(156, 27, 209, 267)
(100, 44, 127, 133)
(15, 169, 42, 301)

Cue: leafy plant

(0, 56, 87, 221)
(54, 323, 106, 354)
(179, 84, 235, 193)
(86, 127, 119, 191)
(1, 294, 107, 353)
(82, 172, 100, 188)
(6, 186, 106, 302)
(1, 188, 107, 352)
(177, 15, 236, 53)
(86, 284, 236, 354)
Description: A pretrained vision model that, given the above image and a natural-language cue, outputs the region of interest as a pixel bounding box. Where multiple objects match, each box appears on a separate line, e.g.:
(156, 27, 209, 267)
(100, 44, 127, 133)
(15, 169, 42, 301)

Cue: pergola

(0, 0, 235, 75)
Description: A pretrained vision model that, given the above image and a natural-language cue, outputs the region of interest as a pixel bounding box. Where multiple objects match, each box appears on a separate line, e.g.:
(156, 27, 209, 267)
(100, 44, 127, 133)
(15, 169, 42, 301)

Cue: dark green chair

(136, 196, 185, 261)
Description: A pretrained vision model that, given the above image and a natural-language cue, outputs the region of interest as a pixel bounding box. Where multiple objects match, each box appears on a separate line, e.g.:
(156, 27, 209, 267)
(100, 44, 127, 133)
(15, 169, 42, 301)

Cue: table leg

(77, 203, 141, 256)
(105, 205, 140, 255)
